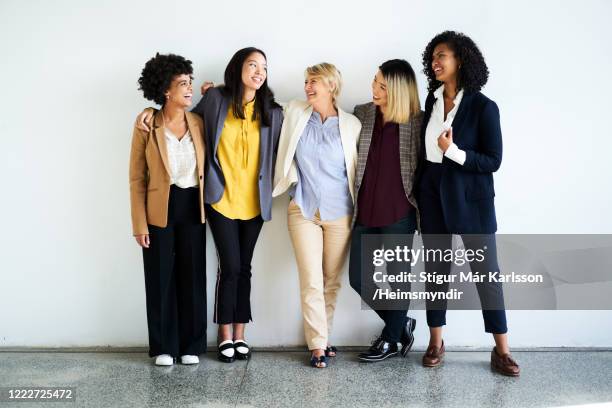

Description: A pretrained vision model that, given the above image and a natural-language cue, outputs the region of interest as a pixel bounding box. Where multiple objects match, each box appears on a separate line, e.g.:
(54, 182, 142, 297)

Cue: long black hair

(422, 31, 489, 94)
(222, 47, 279, 127)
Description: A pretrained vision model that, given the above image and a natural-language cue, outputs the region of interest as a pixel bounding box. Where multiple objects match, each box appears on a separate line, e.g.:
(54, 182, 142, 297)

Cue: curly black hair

(138, 53, 193, 105)
(422, 31, 489, 94)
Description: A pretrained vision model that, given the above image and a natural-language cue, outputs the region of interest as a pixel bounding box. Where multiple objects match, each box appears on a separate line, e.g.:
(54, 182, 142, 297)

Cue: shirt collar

(243, 99, 256, 114)
(434, 84, 464, 105)
(310, 110, 338, 127)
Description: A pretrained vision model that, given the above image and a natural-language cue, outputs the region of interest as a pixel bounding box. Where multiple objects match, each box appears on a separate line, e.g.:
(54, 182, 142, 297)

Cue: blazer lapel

(338, 108, 356, 200)
(398, 120, 411, 194)
(450, 91, 472, 143)
(356, 103, 376, 190)
(153, 112, 171, 178)
(186, 113, 204, 177)
(213, 96, 230, 165)
(283, 104, 312, 177)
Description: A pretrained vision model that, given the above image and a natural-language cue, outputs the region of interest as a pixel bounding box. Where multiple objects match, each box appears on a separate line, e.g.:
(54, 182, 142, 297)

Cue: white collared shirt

(425, 85, 466, 165)
(165, 129, 198, 188)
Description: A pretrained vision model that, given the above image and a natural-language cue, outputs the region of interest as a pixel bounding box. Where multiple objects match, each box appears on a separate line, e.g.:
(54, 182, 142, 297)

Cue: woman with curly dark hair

(129, 53, 206, 366)
(135, 47, 283, 363)
(415, 31, 520, 376)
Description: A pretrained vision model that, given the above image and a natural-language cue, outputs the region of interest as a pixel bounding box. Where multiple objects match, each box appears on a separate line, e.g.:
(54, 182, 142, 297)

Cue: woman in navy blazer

(415, 31, 520, 376)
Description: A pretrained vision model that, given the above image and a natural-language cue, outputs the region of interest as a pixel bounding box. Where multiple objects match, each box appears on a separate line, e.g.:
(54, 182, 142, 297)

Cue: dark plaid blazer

(352, 102, 423, 229)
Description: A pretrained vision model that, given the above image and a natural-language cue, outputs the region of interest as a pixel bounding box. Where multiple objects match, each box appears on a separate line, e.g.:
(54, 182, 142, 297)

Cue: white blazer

(272, 99, 362, 201)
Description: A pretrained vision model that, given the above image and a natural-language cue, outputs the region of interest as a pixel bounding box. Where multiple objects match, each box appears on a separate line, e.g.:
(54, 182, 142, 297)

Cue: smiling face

(431, 42, 459, 84)
(165, 74, 193, 108)
(371, 70, 388, 107)
(304, 75, 334, 106)
(241, 52, 267, 93)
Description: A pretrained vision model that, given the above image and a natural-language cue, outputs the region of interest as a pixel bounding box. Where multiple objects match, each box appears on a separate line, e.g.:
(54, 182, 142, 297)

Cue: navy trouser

(418, 161, 507, 334)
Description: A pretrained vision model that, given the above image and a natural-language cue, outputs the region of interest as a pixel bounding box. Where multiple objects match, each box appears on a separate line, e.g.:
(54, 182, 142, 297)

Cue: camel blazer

(129, 111, 206, 235)
(272, 99, 361, 202)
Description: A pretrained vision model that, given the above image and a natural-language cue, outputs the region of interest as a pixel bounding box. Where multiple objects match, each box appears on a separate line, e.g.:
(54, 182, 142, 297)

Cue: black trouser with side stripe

(205, 204, 264, 325)
(142, 185, 207, 358)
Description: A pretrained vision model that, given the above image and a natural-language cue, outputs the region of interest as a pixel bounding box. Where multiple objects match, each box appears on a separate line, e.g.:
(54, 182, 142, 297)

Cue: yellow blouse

(211, 100, 261, 219)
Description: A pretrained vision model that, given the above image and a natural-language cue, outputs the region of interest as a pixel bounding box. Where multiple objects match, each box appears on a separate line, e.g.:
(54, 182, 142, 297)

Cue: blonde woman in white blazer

(273, 63, 361, 368)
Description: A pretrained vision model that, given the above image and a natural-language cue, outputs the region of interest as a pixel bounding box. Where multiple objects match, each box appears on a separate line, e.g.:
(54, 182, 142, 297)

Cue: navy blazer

(192, 87, 283, 221)
(415, 91, 503, 234)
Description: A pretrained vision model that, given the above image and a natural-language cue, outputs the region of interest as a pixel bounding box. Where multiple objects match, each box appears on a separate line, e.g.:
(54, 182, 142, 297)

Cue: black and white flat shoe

(217, 340, 235, 363)
(234, 340, 251, 360)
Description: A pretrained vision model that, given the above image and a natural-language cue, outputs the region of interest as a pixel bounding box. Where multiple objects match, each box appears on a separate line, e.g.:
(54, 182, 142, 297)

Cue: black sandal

(234, 340, 251, 360)
(217, 341, 235, 363)
(310, 354, 327, 368)
(325, 346, 337, 357)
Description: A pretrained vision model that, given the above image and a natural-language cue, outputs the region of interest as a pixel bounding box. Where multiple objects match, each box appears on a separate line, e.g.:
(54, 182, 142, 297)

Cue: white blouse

(425, 84, 466, 165)
(165, 129, 198, 188)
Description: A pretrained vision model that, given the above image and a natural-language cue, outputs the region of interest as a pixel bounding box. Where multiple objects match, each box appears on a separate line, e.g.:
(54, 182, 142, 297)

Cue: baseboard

(1, 346, 611, 352)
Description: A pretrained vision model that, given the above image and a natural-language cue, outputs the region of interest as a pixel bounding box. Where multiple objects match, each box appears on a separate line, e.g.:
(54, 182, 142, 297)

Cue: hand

(437, 127, 453, 153)
(135, 234, 150, 248)
(135, 110, 154, 132)
(201, 81, 214, 95)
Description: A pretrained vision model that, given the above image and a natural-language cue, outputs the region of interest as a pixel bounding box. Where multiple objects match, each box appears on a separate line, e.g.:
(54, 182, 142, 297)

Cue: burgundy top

(356, 108, 413, 227)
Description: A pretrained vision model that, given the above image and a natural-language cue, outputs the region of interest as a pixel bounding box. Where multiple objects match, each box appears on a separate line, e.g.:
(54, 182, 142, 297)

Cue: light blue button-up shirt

(289, 111, 353, 221)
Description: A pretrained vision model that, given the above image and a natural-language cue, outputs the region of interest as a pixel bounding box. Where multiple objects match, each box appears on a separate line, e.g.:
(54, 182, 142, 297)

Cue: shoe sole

(358, 351, 399, 362)
(491, 363, 520, 377)
(422, 354, 444, 367)
(401, 318, 417, 357)
(217, 355, 235, 363)
(235, 351, 251, 360)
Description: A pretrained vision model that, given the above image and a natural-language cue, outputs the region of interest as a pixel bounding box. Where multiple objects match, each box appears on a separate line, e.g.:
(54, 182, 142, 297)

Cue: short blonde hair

(305, 62, 342, 105)
(380, 59, 421, 124)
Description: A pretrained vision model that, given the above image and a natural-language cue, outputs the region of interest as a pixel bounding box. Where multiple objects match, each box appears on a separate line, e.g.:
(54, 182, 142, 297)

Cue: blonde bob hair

(379, 59, 421, 124)
(305, 62, 342, 106)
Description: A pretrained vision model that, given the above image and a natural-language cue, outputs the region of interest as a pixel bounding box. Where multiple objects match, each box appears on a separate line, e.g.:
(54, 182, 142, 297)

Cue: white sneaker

(180, 355, 199, 365)
(154, 354, 174, 366)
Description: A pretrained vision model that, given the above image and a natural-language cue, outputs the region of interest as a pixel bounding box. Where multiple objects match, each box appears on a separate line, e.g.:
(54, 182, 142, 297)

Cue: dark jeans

(142, 185, 207, 357)
(206, 204, 264, 324)
(349, 211, 417, 343)
(419, 161, 507, 334)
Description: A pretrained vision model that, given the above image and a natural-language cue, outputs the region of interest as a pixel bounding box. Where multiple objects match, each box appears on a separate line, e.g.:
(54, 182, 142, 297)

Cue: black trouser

(142, 185, 207, 358)
(349, 211, 417, 343)
(205, 204, 264, 324)
(418, 161, 507, 334)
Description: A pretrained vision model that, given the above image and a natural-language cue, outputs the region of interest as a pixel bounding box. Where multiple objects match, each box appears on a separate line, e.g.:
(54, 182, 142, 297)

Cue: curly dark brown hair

(138, 53, 193, 105)
(422, 31, 489, 94)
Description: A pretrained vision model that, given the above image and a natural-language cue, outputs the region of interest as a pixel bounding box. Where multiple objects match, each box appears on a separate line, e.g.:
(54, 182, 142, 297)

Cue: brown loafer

(422, 340, 445, 367)
(490, 347, 520, 377)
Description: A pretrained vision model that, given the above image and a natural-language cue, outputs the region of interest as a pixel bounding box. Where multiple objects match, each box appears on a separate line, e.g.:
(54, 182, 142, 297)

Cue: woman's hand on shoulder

(135, 108, 155, 132)
(200, 81, 215, 95)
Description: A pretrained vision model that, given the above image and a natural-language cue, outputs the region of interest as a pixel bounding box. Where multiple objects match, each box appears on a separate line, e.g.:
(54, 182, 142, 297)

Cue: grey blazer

(192, 87, 283, 221)
(352, 102, 423, 229)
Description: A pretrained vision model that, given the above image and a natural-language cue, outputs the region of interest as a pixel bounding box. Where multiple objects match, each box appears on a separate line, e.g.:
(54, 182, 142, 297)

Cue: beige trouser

(287, 200, 352, 350)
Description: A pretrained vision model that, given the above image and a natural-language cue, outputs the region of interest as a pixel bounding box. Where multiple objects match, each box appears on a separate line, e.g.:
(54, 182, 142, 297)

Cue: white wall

(1, 0, 611, 349)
